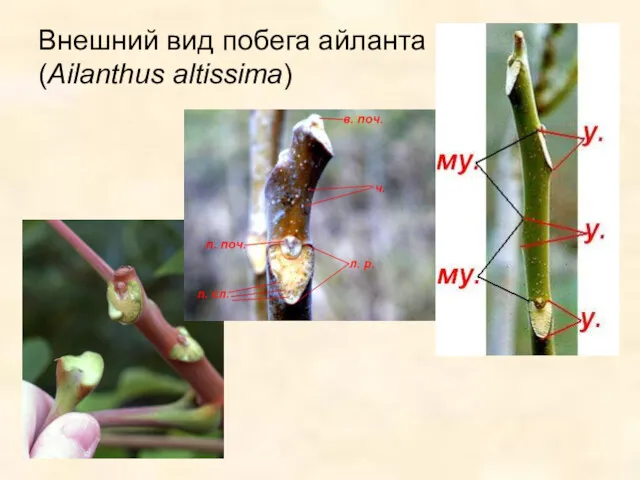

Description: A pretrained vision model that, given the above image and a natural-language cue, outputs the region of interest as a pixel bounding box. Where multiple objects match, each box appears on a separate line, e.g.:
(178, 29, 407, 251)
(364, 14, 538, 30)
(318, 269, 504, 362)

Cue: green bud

(107, 280, 143, 324)
(169, 327, 204, 363)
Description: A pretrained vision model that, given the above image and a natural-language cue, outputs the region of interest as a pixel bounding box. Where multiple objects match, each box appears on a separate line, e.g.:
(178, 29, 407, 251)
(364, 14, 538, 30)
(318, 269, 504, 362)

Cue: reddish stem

(139, 299, 224, 406)
(47, 220, 114, 282)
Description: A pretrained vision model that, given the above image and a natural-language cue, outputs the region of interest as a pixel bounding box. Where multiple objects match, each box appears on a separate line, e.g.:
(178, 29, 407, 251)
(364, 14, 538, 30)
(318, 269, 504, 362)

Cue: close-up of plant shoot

(507, 31, 556, 354)
(22, 220, 224, 458)
(185, 109, 436, 321)
(485, 23, 578, 355)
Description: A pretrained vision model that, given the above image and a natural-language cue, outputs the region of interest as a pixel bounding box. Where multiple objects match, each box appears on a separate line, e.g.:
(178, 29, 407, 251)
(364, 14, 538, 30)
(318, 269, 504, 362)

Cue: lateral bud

(170, 326, 205, 362)
(107, 279, 143, 325)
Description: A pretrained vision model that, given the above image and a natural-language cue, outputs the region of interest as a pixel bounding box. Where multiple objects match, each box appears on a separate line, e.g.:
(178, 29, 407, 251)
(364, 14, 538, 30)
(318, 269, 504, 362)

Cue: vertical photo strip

(436, 23, 619, 356)
(23, 220, 224, 458)
(184, 110, 436, 321)
(485, 24, 578, 355)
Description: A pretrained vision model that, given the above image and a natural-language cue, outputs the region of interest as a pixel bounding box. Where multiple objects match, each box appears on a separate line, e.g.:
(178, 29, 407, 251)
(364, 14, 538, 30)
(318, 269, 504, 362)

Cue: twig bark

(506, 32, 555, 355)
(264, 114, 334, 320)
(246, 110, 285, 320)
(47, 221, 225, 403)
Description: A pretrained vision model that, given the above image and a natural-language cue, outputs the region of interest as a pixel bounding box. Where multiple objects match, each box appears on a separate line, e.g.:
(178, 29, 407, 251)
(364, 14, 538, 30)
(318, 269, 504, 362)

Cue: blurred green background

(23, 220, 224, 457)
(486, 24, 578, 355)
(184, 110, 435, 321)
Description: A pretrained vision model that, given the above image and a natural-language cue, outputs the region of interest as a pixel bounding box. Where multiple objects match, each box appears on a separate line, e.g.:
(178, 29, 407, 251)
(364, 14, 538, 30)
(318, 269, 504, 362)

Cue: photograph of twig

(484, 24, 578, 355)
(22, 220, 224, 458)
(185, 110, 435, 321)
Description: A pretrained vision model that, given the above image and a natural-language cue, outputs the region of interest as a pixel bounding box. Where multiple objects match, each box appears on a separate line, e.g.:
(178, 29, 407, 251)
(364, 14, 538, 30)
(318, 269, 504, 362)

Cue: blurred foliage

(184, 110, 435, 321)
(23, 337, 52, 383)
(75, 367, 189, 412)
(156, 248, 185, 277)
(22, 220, 224, 457)
(486, 24, 578, 354)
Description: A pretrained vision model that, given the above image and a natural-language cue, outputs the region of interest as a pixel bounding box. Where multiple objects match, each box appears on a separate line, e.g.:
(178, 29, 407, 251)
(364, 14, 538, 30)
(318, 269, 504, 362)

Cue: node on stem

(107, 267, 143, 325)
(170, 327, 205, 363)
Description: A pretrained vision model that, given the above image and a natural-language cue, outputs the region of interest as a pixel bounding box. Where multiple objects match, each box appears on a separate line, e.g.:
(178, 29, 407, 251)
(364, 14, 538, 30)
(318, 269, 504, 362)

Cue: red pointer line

(548, 299, 582, 322)
(541, 299, 583, 339)
(309, 264, 349, 296)
(227, 282, 279, 294)
(523, 217, 586, 235)
(552, 138, 585, 172)
(241, 252, 351, 303)
(520, 232, 586, 249)
(309, 185, 373, 191)
(307, 186, 373, 207)
(538, 128, 585, 141)
(319, 117, 344, 121)
(544, 320, 581, 339)
(295, 264, 349, 303)
(235, 264, 350, 303)
(232, 295, 286, 302)
(313, 246, 349, 265)
(244, 240, 283, 247)
(231, 291, 282, 299)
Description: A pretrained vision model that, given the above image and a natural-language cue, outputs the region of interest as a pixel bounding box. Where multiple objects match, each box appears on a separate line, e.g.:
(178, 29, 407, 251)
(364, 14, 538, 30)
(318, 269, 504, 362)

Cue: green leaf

(155, 248, 184, 277)
(22, 337, 53, 383)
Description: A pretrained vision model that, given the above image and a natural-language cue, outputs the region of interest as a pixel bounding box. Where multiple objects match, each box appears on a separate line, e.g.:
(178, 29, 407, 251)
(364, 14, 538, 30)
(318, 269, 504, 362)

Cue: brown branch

(46, 221, 224, 407)
(99, 434, 223, 454)
(246, 110, 286, 320)
(264, 114, 334, 320)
